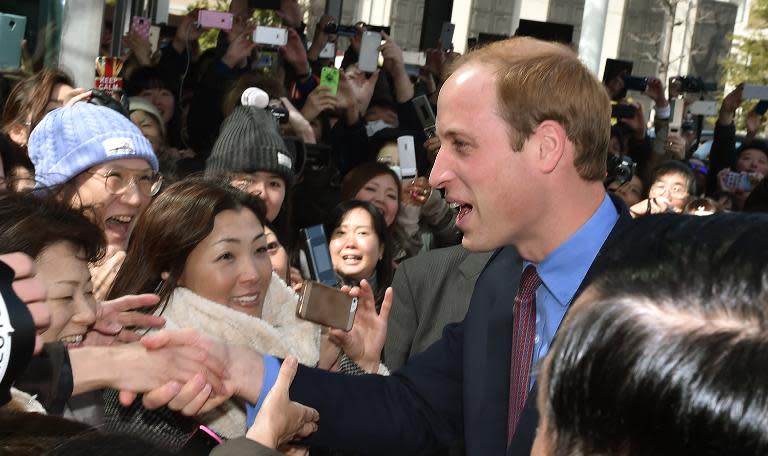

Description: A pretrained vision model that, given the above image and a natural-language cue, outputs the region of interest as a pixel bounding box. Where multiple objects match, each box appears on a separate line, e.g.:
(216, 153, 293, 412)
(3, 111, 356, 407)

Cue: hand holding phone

(320, 67, 340, 95)
(296, 281, 358, 331)
(397, 136, 417, 180)
(131, 16, 151, 40)
(197, 10, 233, 30)
(723, 171, 752, 193)
(358, 31, 381, 73)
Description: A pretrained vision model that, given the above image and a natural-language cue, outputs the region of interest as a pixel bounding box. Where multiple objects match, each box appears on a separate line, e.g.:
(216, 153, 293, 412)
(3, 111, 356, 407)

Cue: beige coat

(161, 272, 321, 438)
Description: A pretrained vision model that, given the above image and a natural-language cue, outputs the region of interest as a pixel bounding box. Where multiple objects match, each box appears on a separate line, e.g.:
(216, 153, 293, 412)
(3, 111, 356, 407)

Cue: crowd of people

(1, 0, 768, 454)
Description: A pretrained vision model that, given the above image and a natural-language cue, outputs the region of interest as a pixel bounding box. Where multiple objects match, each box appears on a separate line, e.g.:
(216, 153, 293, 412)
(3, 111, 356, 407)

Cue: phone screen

(301, 225, 337, 286)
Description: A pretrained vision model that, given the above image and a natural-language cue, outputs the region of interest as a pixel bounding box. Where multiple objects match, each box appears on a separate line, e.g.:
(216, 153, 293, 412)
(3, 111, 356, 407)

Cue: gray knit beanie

(205, 106, 295, 184)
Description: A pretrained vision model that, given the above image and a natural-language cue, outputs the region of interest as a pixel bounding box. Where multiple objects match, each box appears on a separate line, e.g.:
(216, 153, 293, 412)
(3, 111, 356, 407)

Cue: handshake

(113, 328, 319, 450)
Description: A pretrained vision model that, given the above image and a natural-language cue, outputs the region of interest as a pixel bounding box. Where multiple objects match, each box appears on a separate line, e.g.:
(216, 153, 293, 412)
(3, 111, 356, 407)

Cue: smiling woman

(107, 178, 319, 442)
(27, 102, 161, 300)
(0, 192, 105, 349)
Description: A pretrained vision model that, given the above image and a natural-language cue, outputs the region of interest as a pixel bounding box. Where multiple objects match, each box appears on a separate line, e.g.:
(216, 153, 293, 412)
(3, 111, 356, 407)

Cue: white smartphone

(742, 84, 768, 100)
(358, 31, 381, 73)
(398, 135, 417, 180)
(688, 100, 718, 116)
(319, 42, 336, 59)
(253, 26, 288, 46)
(439, 22, 455, 49)
(148, 25, 161, 54)
(402, 51, 426, 66)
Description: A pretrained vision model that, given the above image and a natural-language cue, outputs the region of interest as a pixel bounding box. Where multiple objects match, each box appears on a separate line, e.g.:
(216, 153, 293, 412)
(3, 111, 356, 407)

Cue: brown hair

(107, 177, 267, 306)
(451, 37, 610, 181)
(1, 68, 74, 137)
(340, 161, 402, 208)
(0, 192, 105, 263)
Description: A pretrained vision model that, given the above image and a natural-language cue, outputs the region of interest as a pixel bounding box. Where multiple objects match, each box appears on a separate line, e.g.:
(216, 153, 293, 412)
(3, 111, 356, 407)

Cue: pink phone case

(196, 10, 233, 30)
(131, 16, 151, 40)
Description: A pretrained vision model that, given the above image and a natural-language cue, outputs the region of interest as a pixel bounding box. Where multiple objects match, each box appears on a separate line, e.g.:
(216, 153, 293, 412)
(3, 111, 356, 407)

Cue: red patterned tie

(507, 265, 541, 445)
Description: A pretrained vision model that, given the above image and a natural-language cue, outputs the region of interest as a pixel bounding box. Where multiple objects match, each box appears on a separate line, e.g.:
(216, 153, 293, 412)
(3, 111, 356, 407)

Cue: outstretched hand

(246, 356, 319, 450)
(328, 280, 392, 373)
(84, 294, 164, 346)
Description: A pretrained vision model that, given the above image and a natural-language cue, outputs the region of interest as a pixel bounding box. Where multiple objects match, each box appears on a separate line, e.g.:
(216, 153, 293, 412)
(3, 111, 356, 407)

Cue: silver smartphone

(358, 31, 381, 73)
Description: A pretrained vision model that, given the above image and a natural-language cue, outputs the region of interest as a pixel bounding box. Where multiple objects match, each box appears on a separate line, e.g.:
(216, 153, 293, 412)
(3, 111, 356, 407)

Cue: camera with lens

(605, 154, 637, 187)
(91, 89, 131, 118)
(669, 76, 718, 93)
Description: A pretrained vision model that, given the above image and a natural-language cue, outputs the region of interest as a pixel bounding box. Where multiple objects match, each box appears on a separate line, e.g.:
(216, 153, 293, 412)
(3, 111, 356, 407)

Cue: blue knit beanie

(28, 103, 159, 189)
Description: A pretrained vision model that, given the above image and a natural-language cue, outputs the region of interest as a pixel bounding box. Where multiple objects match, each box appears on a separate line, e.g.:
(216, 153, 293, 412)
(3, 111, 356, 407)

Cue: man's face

(430, 64, 540, 251)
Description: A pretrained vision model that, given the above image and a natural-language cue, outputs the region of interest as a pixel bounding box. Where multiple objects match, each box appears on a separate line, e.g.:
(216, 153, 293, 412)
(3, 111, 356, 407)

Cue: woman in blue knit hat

(27, 102, 163, 300)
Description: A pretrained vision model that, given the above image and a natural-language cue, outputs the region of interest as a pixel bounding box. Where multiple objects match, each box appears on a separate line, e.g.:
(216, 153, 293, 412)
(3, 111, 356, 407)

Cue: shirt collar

(525, 194, 619, 307)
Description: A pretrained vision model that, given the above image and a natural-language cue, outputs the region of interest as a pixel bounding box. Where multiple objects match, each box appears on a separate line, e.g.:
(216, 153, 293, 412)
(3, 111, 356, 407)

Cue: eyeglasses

(85, 169, 163, 197)
(650, 181, 689, 199)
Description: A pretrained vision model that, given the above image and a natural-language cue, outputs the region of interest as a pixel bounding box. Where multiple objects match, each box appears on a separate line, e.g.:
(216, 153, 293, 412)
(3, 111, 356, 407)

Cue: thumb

(274, 356, 299, 392)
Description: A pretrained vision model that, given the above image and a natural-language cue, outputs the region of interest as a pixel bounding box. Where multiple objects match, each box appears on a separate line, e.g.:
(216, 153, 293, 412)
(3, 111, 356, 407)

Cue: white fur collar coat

(160, 272, 320, 438)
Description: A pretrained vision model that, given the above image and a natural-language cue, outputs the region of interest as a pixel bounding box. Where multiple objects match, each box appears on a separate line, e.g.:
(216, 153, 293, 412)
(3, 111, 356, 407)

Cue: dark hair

(652, 160, 697, 196)
(0, 192, 105, 263)
(125, 66, 176, 98)
(0, 134, 34, 190)
(340, 161, 401, 227)
(736, 139, 768, 164)
(541, 213, 768, 456)
(1, 68, 74, 137)
(0, 410, 171, 455)
(108, 178, 267, 305)
(324, 199, 394, 302)
(207, 170, 296, 252)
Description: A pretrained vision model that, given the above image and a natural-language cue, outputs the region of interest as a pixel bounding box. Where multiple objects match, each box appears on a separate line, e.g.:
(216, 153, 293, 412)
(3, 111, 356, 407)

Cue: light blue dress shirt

(524, 194, 619, 386)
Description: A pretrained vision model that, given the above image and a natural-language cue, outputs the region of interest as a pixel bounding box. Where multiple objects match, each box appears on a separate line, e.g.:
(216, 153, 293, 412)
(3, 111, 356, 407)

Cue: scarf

(160, 272, 320, 438)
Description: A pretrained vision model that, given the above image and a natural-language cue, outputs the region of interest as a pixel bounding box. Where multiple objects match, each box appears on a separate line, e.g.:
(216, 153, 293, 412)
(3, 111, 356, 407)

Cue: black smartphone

(755, 100, 768, 116)
(622, 75, 648, 92)
(611, 104, 637, 119)
(301, 224, 337, 287)
(412, 94, 436, 138)
(249, 0, 281, 9)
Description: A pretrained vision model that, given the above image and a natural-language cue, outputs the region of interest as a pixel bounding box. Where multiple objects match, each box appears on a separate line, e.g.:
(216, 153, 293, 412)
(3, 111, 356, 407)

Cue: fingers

(142, 381, 183, 409)
(296, 406, 320, 437)
(12, 276, 47, 307)
(27, 301, 51, 331)
(0, 252, 35, 279)
(141, 327, 196, 349)
(274, 356, 299, 392)
(167, 373, 213, 416)
(119, 390, 138, 407)
(379, 287, 393, 321)
(63, 88, 92, 107)
(103, 293, 161, 312)
(115, 312, 166, 328)
(115, 329, 142, 343)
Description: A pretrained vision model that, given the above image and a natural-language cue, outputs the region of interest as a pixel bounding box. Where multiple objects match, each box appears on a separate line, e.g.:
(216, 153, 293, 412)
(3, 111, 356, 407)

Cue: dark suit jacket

(384, 246, 493, 371)
(290, 196, 631, 455)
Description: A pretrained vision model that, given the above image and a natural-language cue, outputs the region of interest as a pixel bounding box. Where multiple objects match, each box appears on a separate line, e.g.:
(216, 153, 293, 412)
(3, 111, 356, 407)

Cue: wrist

(71, 346, 115, 394)
(221, 55, 239, 69)
(231, 346, 264, 403)
(172, 36, 186, 53)
(246, 426, 279, 450)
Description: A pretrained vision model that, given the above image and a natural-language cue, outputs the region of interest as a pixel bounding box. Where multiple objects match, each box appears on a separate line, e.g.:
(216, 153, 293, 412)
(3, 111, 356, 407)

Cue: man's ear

(533, 120, 567, 174)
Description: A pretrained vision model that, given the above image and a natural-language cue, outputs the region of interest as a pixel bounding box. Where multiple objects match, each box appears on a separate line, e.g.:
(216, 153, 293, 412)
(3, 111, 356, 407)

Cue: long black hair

(324, 199, 394, 304)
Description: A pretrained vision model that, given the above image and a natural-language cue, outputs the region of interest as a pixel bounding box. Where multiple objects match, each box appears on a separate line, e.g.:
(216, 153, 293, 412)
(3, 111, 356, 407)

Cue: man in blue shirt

(136, 36, 629, 455)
